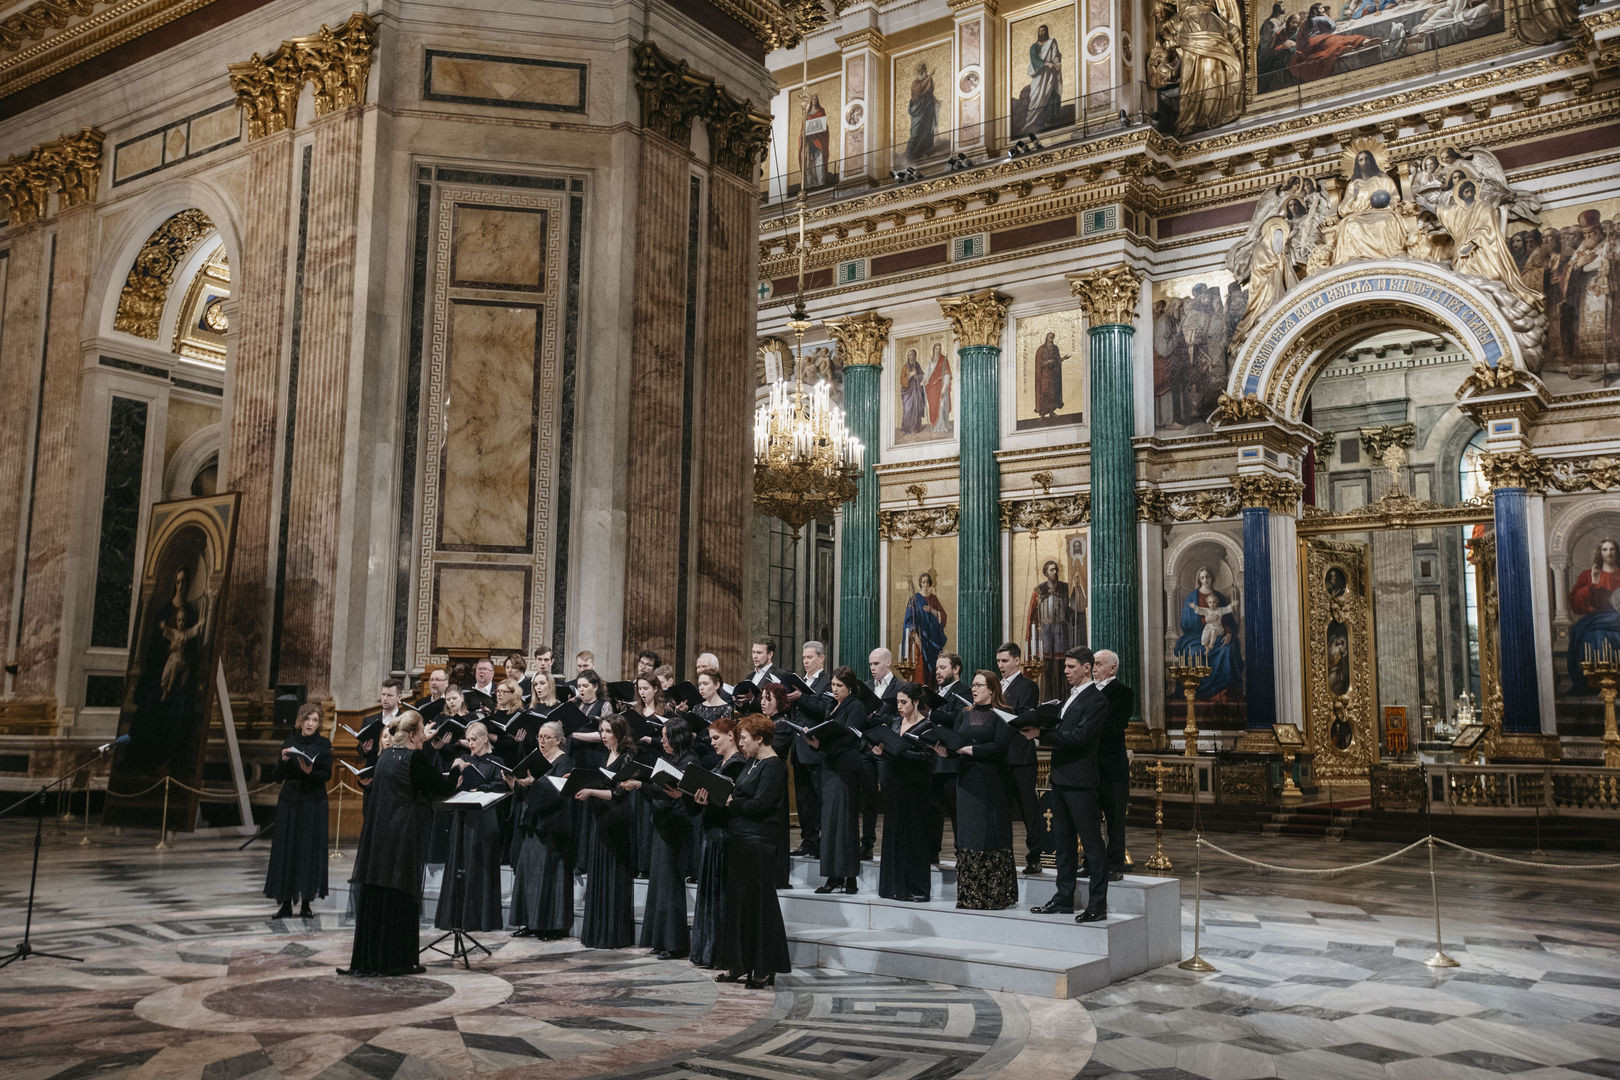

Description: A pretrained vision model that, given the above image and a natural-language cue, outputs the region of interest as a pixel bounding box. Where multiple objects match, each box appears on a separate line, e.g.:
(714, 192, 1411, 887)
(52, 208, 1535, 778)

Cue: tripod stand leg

(0, 787, 84, 968)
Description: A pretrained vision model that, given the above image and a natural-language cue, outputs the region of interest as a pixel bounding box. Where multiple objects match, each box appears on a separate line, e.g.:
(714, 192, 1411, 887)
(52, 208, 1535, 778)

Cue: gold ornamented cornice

(228, 13, 376, 139)
(1543, 455, 1620, 493)
(879, 505, 960, 542)
(948, 0, 997, 12)
(1068, 265, 1142, 327)
(824, 311, 892, 369)
(113, 208, 214, 338)
(1137, 487, 1242, 523)
(1359, 423, 1415, 462)
(0, 0, 100, 53)
(634, 40, 771, 177)
(1232, 474, 1303, 514)
(1298, 490, 1493, 535)
(1459, 360, 1541, 397)
(0, 126, 102, 223)
(834, 27, 887, 51)
(1001, 493, 1090, 533)
(1478, 450, 1548, 492)
(707, 86, 773, 179)
(1208, 392, 1275, 426)
(938, 289, 1010, 349)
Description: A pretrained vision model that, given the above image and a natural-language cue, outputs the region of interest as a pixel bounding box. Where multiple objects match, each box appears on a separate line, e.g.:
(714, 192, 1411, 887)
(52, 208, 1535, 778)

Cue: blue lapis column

(1493, 486, 1542, 735)
(1242, 505, 1276, 732)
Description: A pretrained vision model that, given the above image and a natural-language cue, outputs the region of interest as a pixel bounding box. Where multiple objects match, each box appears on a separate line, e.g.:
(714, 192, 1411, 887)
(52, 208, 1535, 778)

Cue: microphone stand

(0, 745, 116, 969)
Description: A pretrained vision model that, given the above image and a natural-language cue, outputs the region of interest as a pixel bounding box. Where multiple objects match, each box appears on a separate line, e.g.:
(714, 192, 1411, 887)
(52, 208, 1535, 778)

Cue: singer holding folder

(872, 684, 934, 903)
(805, 667, 870, 895)
(510, 720, 575, 940)
(434, 721, 509, 935)
(690, 715, 746, 968)
(265, 702, 331, 920)
(576, 714, 638, 948)
(718, 713, 791, 989)
(642, 717, 699, 960)
(341, 712, 456, 977)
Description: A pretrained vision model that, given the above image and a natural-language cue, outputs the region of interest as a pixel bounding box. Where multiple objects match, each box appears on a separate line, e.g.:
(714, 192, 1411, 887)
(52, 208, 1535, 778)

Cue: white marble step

(786, 854, 1164, 916)
(785, 926, 1115, 999)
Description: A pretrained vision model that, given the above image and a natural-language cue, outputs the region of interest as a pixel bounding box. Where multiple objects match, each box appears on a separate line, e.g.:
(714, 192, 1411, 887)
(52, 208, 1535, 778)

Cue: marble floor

(0, 814, 1615, 1079)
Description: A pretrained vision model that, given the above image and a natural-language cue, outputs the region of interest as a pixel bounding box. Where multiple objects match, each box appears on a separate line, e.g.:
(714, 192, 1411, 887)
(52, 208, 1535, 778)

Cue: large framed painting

(103, 493, 240, 831)
(1014, 307, 1086, 431)
(788, 75, 842, 195)
(891, 38, 953, 168)
(1010, 527, 1089, 701)
(1152, 270, 1248, 435)
(1250, 0, 1514, 107)
(1300, 536, 1379, 780)
(887, 535, 958, 689)
(1509, 195, 1620, 395)
(892, 328, 956, 446)
(1007, 2, 1077, 137)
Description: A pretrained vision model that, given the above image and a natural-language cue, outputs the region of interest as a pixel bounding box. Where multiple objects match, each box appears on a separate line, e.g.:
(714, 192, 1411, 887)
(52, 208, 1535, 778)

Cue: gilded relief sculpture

(1147, 0, 1246, 136)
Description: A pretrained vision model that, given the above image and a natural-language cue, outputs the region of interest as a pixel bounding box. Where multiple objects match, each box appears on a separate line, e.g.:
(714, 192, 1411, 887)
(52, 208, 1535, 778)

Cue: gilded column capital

(0, 127, 103, 223)
(938, 289, 1010, 349)
(230, 52, 299, 138)
(706, 86, 773, 180)
(823, 312, 892, 369)
(1479, 450, 1548, 493)
(1233, 474, 1303, 514)
(1068, 265, 1143, 327)
(229, 12, 377, 138)
(633, 41, 710, 146)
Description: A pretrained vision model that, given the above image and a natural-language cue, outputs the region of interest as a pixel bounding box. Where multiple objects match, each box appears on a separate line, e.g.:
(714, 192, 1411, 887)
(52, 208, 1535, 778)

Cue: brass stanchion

(1177, 834, 1217, 972)
(1422, 836, 1459, 968)
(1143, 760, 1173, 873)
(154, 776, 172, 852)
(330, 781, 346, 860)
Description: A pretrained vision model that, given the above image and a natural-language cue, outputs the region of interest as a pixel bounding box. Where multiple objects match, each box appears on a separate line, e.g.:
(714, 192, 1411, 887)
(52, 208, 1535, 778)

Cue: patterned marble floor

(0, 816, 1615, 1079)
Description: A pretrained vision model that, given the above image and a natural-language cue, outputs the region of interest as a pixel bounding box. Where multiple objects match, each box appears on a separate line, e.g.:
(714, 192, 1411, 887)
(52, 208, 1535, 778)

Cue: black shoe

(1031, 899, 1074, 915)
(814, 878, 839, 894)
(904, 894, 929, 903)
(745, 973, 776, 989)
(635, 872, 648, 880)
(539, 929, 568, 941)
(717, 971, 745, 982)
(790, 844, 817, 857)
(1108, 870, 1125, 882)
(656, 950, 687, 960)
(511, 927, 536, 938)
(408, 964, 427, 974)
(1076, 907, 1108, 923)
(1023, 863, 1044, 875)
(299, 903, 314, 919)
(686, 875, 698, 884)
(843, 879, 859, 895)
(337, 967, 377, 977)
(860, 843, 875, 860)
(272, 903, 292, 919)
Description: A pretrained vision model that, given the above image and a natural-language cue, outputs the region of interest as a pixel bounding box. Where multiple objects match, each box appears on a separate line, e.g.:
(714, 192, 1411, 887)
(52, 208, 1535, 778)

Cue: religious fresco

(1249, 0, 1509, 104)
(1014, 308, 1085, 431)
(887, 535, 957, 689)
(787, 76, 842, 194)
(1509, 196, 1620, 394)
(1151, 270, 1248, 434)
(1010, 528, 1088, 701)
(1547, 501, 1620, 717)
(1167, 545, 1243, 703)
(1008, 3, 1076, 136)
(892, 328, 956, 446)
(891, 39, 952, 167)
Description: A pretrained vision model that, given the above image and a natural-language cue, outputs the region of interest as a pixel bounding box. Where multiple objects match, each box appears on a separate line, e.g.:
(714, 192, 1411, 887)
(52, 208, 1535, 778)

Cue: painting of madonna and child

(1254, 0, 1505, 98)
(1167, 548, 1245, 722)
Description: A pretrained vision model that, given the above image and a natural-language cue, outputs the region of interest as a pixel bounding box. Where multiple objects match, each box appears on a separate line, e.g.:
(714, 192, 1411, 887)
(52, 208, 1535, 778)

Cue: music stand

(421, 791, 508, 969)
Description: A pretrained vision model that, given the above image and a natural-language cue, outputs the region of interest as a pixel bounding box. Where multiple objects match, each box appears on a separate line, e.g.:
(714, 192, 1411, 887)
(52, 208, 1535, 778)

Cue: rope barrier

(1196, 835, 1430, 874)
(1431, 837, 1620, 871)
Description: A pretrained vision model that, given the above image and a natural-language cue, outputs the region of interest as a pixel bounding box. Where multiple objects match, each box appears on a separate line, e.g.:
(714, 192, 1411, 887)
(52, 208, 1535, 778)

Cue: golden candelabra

(1579, 642, 1620, 769)
(1143, 761, 1174, 873)
(1167, 655, 1211, 758)
(1020, 657, 1046, 683)
(892, 657, 916, 683)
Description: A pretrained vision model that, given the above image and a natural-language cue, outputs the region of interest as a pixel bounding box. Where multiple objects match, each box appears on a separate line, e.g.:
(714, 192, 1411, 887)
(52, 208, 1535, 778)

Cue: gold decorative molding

(1068, 265, 1142, 327)
(938, 289, 1010, 349)
(834, 27, 887, 51)
(1544, 455, 1620, 494)
(1478, 450, 1549, 492)
(823, 311, 892, 369)
(1359, 423, 1415, 462)
(1138, 487, 1242, 523)
(1298, 490, 1494, 536)
(1208, 392, 1276, 426)
(879, 504, 960, 542)
(228, 13, 376, 138)
(0, 0, 101, 53)
(113, 208, 215, 339)
(707, 87, 773, 179)
(0, 0, 216, 101)
(1001, 493, 1090, 534)
(633, 40, 771, 178)
(0, 126, 102, 223)
(1233, 474, 1302, 514)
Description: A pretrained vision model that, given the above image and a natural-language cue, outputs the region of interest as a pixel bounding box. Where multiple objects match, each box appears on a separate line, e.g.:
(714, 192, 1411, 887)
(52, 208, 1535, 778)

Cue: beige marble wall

(432, 565, 528, 652)
(220, 130, 295, 692)
(0, 226, 46, 688)
(15, 204, 97, 698)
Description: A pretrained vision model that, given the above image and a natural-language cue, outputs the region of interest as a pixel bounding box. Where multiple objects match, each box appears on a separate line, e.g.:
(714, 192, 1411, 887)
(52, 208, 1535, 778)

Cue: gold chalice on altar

(1579, 642, 1620, 769)
(1167, 652, 1211, 758)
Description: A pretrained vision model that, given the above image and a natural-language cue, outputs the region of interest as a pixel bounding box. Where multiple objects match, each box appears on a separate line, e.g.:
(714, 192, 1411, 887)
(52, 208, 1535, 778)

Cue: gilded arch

(1225, 260, 1532, 423)
(112, 208, 216, 339)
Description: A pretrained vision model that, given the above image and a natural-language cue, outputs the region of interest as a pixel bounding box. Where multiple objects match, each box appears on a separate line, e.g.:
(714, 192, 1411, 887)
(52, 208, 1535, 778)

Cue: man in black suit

(786, 640, 831, 857)
(996, 642, 1045, 874)
(1094, 648, 1133, 881)
(861, 647, 900, 859)
(1027, 646, 1110, 922)
(928, 652, 971, 866)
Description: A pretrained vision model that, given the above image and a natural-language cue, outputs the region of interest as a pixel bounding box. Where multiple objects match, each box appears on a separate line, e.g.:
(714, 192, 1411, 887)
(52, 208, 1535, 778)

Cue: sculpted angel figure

(1435, 178, 1544, 308)
(1226, 174, 1329, 336)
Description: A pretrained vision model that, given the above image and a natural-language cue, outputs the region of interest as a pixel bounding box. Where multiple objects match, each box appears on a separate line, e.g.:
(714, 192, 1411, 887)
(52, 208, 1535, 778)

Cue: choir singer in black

(510, 720, 574, 940)
(872, 683, 934, 902)
(1094, 648, 1133, 882)
(1029, 647, 1111, 923)
(265, 702, 330, 920)
(434, 720, 508, 936)
(715, 713, 791, 989)
(996, 643, 1046, 874)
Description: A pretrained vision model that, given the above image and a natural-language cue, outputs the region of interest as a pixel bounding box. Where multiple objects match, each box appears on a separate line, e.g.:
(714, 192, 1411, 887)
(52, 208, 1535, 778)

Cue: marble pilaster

(15, 202, 97, 698)
(939, 289, 1009, 673)
(278, 107, 363, 701)
(825, 312, 890, 671)
(220, 130, 295, 693)
(0, 225, 48, 684)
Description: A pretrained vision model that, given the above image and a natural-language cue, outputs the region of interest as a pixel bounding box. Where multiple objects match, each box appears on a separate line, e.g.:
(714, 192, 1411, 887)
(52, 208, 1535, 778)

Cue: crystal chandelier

(752, 202, 863, 536)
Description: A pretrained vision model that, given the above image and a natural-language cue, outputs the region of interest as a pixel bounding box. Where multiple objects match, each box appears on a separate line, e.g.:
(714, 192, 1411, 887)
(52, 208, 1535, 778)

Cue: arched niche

(1227, 260, 1529, 421)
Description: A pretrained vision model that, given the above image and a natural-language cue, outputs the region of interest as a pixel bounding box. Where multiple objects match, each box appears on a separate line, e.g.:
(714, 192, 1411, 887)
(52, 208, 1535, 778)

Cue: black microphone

(96, 733, 132, 754)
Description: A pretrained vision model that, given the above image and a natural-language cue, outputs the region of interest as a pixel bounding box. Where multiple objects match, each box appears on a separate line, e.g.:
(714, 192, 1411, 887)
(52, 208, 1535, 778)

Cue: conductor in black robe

(996, 643, 1046, 874)
(1094, 649, 1134, 881)
(265, 703, 331, 919)
(341, 712, 455, 976)
(1029, 646, 1111, 922)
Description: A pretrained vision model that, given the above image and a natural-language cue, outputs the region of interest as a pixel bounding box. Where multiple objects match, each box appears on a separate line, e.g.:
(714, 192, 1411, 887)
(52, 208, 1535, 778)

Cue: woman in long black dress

(629, 675, 666, 879)
(641, 716, 698, 959)
(874, 683, 934, 903)
(576, 713, 638, 948)
(806, 666, 866, 894)
(941, 671, 1017, 910)
(425, 685, 469, 866)
(265, 702, 331, 919)
(758, 683, 796, 889)
(510, 719, 574, 940)
(434, 720, 508, 934)
(690, 715, 746, 967)
(341, 712, 455, 976)
(571, 670, 611, 875)
(717, 713, 791, 988)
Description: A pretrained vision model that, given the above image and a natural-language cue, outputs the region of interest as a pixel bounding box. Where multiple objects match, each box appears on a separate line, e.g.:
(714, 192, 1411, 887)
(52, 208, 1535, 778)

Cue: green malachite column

(826, 313, 892, 670)
(940, 290, 1011, 673)
(1070, 267, 1144, 716)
